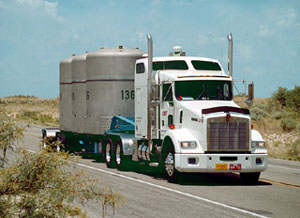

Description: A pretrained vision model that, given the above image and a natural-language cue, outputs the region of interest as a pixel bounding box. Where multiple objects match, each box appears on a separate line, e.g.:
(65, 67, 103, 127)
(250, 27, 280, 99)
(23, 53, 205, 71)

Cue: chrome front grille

(207, 117, 249, 152)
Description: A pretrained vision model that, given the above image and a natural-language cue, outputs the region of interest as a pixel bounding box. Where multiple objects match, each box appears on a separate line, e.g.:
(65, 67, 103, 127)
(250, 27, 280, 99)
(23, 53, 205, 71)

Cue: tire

(115, 139, 125, 170)
(57, 133, 66, 152)
(42, 134, 47, 150)
(240, 172, 260, 184)
(105, 138, 116, 168)
(42, 135, 61, 152)
(163, 145, 180, 183)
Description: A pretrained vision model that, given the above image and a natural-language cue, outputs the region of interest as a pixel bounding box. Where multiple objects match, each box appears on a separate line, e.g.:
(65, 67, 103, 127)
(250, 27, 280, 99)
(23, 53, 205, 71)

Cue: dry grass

(1, 95, 299, 161)
(0, 95, 59, 127)
(235, 96, 300, 161)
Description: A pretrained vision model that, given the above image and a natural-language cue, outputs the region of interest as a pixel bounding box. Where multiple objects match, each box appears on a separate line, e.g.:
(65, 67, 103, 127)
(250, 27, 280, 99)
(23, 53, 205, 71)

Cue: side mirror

(246, 83, 254, 106)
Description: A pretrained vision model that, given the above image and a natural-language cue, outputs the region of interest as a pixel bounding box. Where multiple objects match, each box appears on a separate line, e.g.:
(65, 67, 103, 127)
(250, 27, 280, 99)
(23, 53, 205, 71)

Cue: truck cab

(134, 51, 268, 183)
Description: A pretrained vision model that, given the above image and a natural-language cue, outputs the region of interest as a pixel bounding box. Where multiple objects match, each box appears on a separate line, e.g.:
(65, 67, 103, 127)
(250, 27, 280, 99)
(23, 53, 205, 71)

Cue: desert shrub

(297, 123, 300, 132)
(265, 97, 282, 114)
(250, 104, 268, 121)
(272, 86, 300, 114)
(39, 114, 54, 124)
(0, 107, 26, 167)
(286, 86, 300, 114)
(19, 110, 39, 121)
(0, 149, 124, 217)
(271, 111, 285, 120)
(272, 87, 288, 107)
(0, 106, 123, 217)
(280, 116, 297, 132)
(287, 138, 300, 161)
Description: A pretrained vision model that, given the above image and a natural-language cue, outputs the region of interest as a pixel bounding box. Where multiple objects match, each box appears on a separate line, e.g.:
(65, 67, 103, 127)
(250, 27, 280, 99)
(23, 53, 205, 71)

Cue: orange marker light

(251, 124, 254, 129)
(169, 124, 175, 129)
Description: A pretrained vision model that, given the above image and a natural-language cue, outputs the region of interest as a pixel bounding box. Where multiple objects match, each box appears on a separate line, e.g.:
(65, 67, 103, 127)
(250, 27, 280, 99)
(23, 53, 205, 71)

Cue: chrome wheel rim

(106, 143, 111, 163)
(116, 144, 121, 165)
(165, 152, 174, 177)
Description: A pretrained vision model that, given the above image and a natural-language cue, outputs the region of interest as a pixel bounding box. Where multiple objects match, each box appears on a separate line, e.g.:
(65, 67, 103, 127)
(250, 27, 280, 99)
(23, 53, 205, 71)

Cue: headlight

(181, 141, 197, 149)
(251, 141, 265, 148)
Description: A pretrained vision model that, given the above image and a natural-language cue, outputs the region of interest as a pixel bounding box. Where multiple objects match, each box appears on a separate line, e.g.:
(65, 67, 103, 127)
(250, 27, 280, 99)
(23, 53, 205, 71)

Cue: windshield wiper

(217, 85, 224, 100)
(163, 85, 172, 101)
(196, 84, 207, 100)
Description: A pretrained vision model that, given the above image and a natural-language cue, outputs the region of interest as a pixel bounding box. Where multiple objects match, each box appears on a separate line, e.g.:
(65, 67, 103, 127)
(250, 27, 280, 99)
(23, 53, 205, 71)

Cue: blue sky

(0, 0, 299, 98)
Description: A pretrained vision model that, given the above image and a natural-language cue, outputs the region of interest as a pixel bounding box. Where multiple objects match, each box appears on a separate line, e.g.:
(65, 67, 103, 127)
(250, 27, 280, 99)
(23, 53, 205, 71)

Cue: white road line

(77, 163, 269, 218)
(269, 164, 300, 173)
(24, 148, 268, 217)
(27, 149, 36, 153)
(26, 132, 41, 137)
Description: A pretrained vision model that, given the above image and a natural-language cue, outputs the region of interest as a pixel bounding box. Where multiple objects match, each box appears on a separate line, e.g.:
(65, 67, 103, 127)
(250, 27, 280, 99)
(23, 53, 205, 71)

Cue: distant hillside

(1, 88, 299, 161)
(0, 95, 59, 127)
(235, 86, 300, 161)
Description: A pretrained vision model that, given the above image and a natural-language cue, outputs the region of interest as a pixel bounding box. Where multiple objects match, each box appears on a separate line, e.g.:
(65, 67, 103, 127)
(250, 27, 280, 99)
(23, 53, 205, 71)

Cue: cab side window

(163, 84, 173, 101)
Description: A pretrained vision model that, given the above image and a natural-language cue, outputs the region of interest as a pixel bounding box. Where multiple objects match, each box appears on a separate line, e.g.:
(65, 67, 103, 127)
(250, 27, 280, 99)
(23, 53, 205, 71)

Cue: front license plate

(230, 163, 242, 170)
(216, 163, 228, 170)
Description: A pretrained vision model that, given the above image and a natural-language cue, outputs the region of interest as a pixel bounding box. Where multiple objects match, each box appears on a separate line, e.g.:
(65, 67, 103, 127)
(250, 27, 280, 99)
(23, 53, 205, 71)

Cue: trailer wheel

(163, 145, 180, 183)
(105, 138, 115, 168)
(115, 139, 125, 170)
(240, 172, 260, 184)
(42, 134, 47, 149)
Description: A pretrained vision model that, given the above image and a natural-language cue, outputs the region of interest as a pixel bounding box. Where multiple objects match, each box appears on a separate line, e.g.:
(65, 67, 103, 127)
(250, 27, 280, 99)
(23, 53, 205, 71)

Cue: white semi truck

(43, 34, 268, 183)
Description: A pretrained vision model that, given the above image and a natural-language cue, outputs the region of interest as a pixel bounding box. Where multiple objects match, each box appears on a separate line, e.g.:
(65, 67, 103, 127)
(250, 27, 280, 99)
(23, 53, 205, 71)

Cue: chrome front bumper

(175, 153, 268, 173)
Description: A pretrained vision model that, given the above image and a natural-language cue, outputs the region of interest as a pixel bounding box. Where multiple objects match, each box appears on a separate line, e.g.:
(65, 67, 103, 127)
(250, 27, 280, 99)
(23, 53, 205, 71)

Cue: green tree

(272, 87, 289, 107)
(286, 86, 300, 114)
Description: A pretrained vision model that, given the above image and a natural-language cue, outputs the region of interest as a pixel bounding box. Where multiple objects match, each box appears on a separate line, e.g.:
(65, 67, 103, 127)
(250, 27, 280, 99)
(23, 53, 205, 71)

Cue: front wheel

(240, 172, 260, 184)
(163, 146, 180, 183)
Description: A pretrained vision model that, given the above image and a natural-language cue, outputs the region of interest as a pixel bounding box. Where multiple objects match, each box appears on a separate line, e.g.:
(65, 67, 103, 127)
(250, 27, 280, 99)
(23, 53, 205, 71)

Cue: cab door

(135, 62, 148, 138)
(160, 83, 174, 138)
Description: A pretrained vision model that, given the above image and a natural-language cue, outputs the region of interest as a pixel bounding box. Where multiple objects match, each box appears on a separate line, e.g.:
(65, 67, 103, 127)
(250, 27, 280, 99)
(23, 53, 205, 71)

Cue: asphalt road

(8, 124, 300, 218)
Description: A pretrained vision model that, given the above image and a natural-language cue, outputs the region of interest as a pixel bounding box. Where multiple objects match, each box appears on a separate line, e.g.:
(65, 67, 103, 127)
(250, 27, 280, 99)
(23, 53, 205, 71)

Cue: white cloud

(276, 8, 297, 27)
(236, 44, 253, 61)
(151, 0, 164, 7)
(16, 0, 60, 19)
(44, 1, 58, 17)
(258, 25, 271, 37)
(129, 30, 146, 45)
(73, 33, 79, 40)
(197, 34, 209, 46)
(197, 34, 226, 46)
(0, 1, 6, 8)
(170, 0, 192, 7)
(17, 0, 42, 8)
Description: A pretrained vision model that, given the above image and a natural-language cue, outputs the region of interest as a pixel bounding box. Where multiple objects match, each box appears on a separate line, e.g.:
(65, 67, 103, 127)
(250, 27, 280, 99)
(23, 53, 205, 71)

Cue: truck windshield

(175, 80, 232, 101)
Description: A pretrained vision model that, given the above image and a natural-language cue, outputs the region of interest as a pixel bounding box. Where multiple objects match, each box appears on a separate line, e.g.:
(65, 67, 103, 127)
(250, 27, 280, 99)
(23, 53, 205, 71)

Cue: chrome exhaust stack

(228, 33, 233, 77)
(147, 34, 153, 151)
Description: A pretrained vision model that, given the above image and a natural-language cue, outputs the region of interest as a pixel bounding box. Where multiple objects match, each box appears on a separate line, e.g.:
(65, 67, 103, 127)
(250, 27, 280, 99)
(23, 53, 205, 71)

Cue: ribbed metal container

(59, 56, 73, 132)
(86, 46, 145, 134)
(71, 52, 88, 134)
